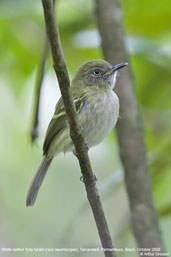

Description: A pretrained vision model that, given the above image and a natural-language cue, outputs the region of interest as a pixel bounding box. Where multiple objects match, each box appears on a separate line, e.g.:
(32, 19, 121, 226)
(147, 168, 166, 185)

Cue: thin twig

(41, 0, 116, 256)
(95, 0, 165, 252)
(30, 0, 56, 143)
(30, 34, 49, 143)
(61, 170, 124, 245)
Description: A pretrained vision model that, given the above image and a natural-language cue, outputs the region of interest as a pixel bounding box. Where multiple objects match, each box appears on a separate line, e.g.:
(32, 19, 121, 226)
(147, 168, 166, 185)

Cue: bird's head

(72, 59, 128, 91)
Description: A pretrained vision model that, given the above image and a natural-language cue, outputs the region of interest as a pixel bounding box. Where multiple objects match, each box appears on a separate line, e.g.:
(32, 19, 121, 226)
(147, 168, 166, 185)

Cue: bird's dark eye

(93, 69, 101, 76)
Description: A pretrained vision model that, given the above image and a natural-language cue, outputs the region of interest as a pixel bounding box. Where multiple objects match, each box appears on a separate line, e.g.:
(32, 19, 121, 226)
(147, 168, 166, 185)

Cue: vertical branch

(95, 0, 165, 252)
(41, 0, 116, 256)
(30, 0, 56, 143)
(30, 35, 49, 143)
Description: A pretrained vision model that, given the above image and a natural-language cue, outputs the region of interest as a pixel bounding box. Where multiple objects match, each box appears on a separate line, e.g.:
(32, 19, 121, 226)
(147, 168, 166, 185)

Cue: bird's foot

(80, 172, 98, 183)
(73, 149, 77, 157)
(73, 143, 89, 157)
(85, 143, 89, 151)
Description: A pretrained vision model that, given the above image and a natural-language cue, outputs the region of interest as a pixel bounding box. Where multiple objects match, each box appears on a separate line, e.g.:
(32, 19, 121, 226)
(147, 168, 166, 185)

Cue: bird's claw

(73, 143, 89, 157)
(80, 172, 98, 183)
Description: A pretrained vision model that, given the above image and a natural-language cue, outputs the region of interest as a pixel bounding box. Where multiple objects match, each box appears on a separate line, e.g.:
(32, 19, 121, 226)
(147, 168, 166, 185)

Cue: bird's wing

(43, 95, 87, 155)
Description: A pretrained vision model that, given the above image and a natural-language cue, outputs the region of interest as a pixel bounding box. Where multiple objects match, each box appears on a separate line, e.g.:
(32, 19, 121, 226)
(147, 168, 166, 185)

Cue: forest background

(0, 0, 171, 256)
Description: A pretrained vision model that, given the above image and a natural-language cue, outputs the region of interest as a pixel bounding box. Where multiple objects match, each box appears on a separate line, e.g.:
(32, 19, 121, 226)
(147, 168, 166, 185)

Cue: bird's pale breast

(79, 90, 119, 147)
(48, 90, 119, 156)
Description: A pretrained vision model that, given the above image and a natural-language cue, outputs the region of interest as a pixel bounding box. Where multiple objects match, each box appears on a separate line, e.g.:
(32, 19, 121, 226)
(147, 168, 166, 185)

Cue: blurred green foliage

(0, 0, 170, 256)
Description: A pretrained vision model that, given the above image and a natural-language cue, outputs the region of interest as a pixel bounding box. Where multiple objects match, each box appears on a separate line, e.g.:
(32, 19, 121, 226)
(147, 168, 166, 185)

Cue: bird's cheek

(111, 72, 118, 89)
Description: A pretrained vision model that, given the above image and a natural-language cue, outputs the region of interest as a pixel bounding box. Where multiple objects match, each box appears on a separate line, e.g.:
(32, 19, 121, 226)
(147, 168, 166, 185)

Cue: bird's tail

(26, 156, 53, 207)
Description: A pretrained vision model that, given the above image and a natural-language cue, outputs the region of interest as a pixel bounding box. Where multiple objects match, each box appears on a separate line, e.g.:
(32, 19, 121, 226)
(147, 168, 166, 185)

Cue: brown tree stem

(41, 0, 116, 256)
(95, 0, 165, 252)
(30, 34, 49, 143)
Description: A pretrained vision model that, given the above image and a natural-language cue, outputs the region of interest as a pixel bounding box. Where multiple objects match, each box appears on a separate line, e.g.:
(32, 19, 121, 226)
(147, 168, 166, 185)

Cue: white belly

(79, 90, 119, 147)
(48, 90, 119, 156)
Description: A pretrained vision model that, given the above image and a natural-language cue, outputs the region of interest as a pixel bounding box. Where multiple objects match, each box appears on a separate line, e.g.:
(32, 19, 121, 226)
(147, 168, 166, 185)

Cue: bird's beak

(111, 62, 128, 71)
(103, 62, 128, 78)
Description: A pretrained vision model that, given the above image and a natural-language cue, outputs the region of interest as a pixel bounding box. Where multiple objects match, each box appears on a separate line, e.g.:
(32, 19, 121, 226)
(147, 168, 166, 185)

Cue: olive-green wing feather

(43, 95, 87, 155)
(43, 98, 66, 155)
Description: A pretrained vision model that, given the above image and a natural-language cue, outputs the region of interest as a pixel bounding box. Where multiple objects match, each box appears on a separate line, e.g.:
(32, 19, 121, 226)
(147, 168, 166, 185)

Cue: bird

(26, 59, 128, 206)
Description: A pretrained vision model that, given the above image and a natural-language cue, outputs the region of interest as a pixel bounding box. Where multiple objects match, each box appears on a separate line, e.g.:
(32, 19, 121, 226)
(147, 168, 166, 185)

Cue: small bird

(26, 59, 128, 206)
